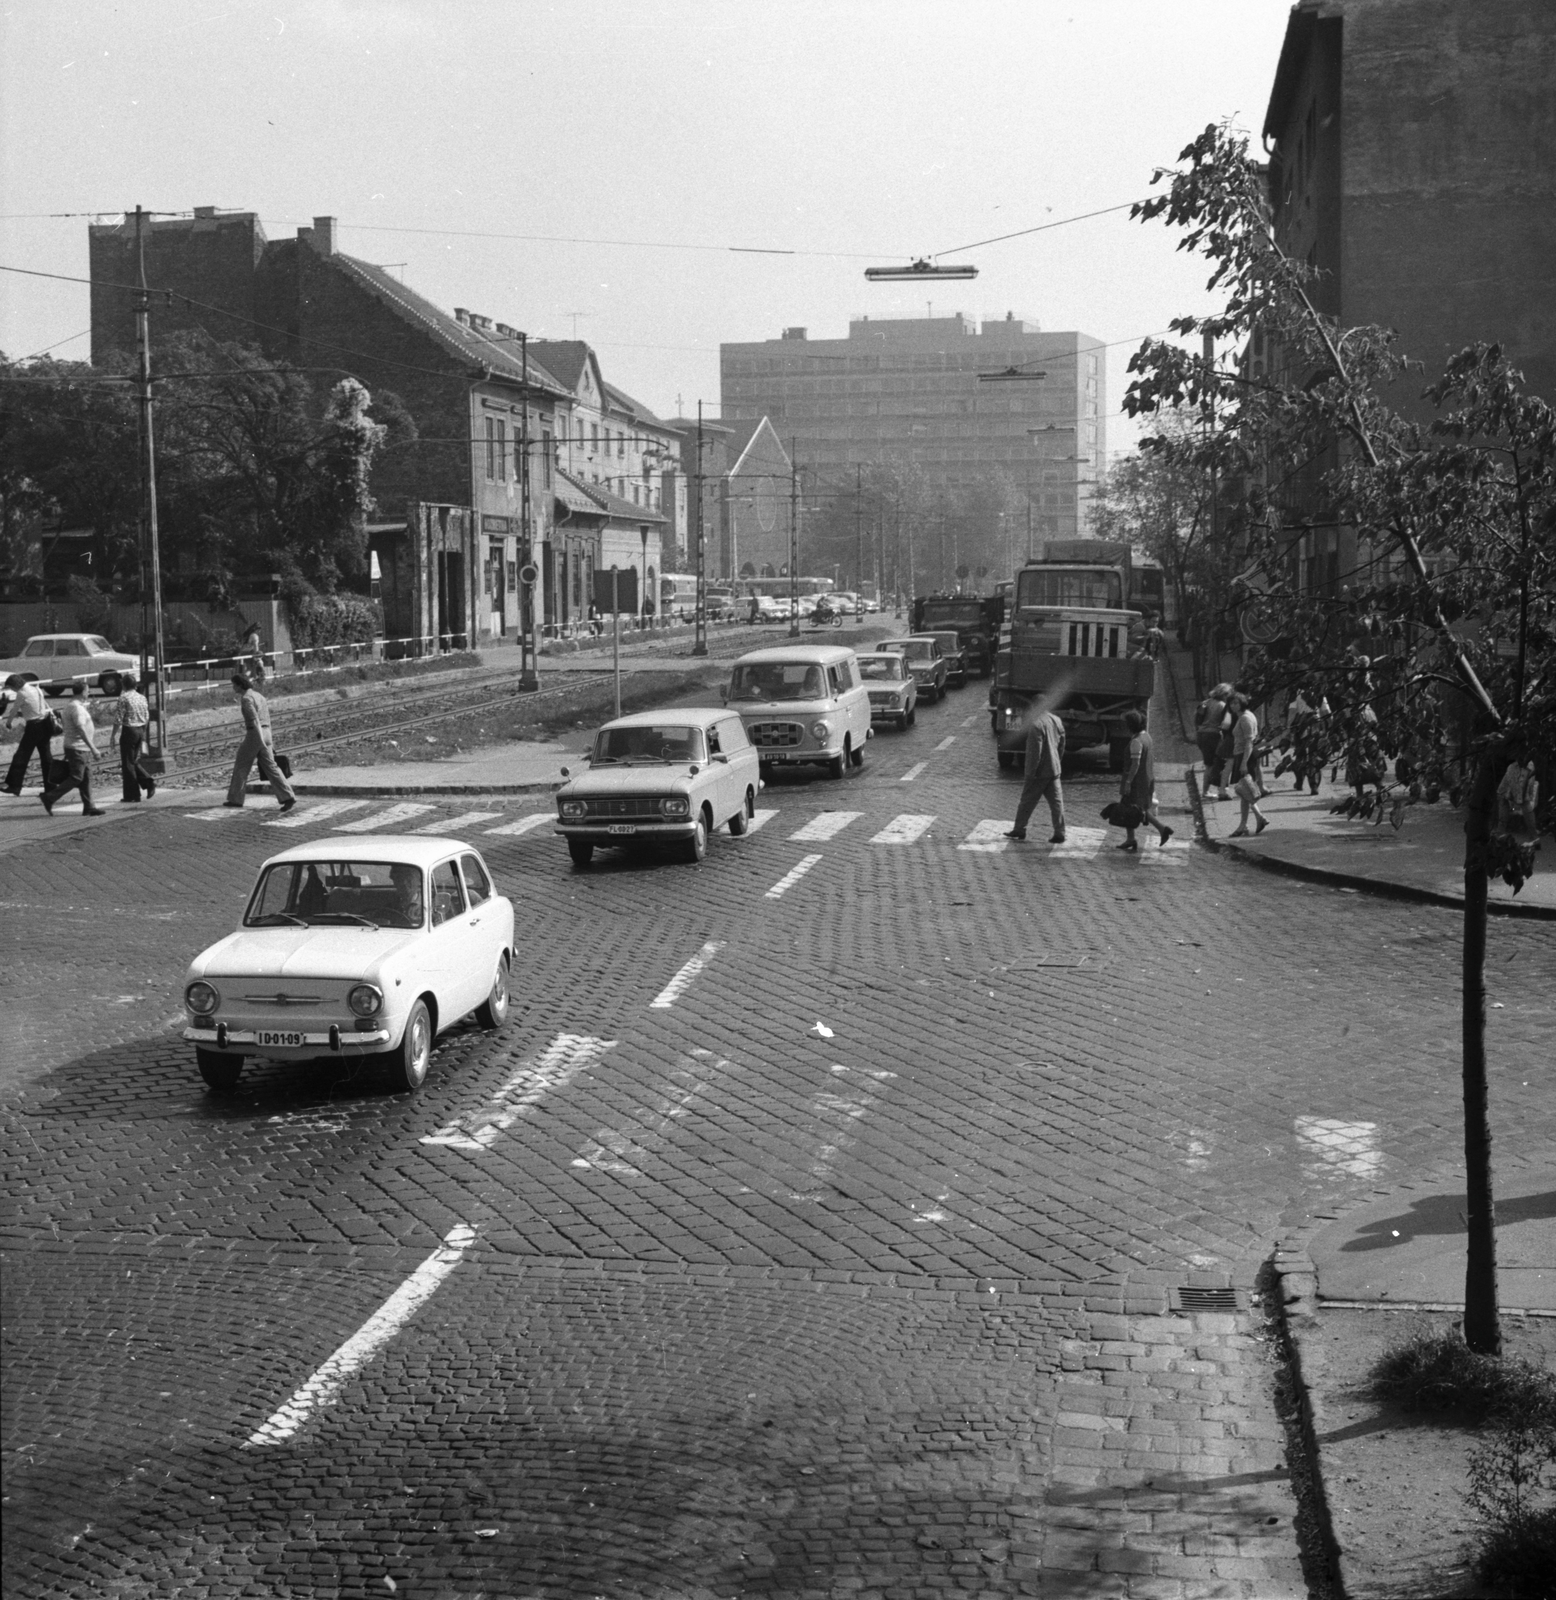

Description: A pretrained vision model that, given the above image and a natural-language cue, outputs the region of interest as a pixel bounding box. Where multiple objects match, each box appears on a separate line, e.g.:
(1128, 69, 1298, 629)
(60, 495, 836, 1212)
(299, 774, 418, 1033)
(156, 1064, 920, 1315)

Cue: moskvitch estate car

(555, 708, 762, 868)
(877, 636, 948, 703)
(857, 651, 918, 730)
(0, 633, 141, 696)
(182, 837, 515, 1093)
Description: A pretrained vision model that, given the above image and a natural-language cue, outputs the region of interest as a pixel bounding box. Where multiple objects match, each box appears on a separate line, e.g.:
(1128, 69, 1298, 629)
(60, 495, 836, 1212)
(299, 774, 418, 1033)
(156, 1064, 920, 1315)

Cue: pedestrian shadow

(1339, 1189, 1556, 1252)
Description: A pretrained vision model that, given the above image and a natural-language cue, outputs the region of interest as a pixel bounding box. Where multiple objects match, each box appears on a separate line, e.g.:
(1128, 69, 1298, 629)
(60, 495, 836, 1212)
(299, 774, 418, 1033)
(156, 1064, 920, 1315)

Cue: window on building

(496, 420, 506, 480)
(591, 422, 599, 453)
(484, 418, 497, 479)
(618, 430, 626, 458)
(543, 429, 553, 487)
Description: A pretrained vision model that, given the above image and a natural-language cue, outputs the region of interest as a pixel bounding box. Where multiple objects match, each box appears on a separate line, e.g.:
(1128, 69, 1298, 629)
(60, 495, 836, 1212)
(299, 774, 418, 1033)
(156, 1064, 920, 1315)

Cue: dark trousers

(119, 727, 155, 800)
(1014, 769, 1065, 838)
(42, 748, 96, 812)
(5, 717, 54, 793)
(1196, 731, 1225, 787)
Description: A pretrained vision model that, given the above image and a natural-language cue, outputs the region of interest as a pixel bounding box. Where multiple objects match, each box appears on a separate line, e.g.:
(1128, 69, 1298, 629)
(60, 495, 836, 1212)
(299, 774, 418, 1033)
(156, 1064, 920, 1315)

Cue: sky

(1, 0, 1295, 459)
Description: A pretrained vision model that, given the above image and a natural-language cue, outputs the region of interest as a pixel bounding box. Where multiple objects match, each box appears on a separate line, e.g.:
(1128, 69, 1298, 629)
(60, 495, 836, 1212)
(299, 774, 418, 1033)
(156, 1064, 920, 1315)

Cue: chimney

(470, 313, 492, 332)
(310, 215, 336, 256)
(193, 205, 218, 219)
(454, 308, 471, 325)
(782, 326, 808, 341)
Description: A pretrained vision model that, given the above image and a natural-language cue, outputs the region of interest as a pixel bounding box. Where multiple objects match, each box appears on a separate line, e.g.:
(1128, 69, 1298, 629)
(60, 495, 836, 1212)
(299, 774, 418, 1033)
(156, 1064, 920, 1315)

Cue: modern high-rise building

(720, 314, 1105, 542)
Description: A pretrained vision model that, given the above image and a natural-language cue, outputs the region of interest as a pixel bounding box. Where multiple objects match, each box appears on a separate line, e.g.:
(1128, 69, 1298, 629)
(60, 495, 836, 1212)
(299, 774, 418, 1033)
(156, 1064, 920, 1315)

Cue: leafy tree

(1127, 122, 1556, 1355)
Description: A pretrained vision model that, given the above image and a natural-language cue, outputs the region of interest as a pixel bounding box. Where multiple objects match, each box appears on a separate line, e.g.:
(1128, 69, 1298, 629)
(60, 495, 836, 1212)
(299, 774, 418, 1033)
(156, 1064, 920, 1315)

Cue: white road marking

(1296, 1117, 1383, 1179)
(649, 940, 724, 1009)
(934, 736, 956, 752)
(1048, 826, 1107, 860)
(186, 806, 250, 822)
(483, 813, 552, 837)
(793, 1076, 876, 1200)
(421, 1033, 617, 1150)
(574, 1048, 731, 1176)
(334, 802, 436, 833)
(411, 811, 502, 834)
(765, 854, 822, 899)
(243, 1224, 476, 1447)
(264, 799, 372, 829)
(789, 811, 860, 842)
(870, 813, 935, 845)
(745, 808, 779, 835)
(1139, 838, 1189, 866)
(959, 819, 1010, 853)
(899, 762, 927, 782)
(960, 714, 980, 727)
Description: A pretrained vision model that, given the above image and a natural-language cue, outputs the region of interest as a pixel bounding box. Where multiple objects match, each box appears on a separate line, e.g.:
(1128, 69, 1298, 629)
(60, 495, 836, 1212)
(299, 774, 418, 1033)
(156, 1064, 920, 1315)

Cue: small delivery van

(723, 644, 873, 778)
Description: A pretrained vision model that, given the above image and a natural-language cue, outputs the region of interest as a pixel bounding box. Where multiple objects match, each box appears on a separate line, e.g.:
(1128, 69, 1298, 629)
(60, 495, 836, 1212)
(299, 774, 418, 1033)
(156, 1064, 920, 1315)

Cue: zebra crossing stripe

(959, 819, 1010, 853)
(789, 811, 860, 842)
(411, 811, 502, 834)
(187, 806, 251, 821)
(765, 854, 822, 899)
(870, 813, 935, 845)
(1048, 826, 1107, 860)
(483, 813, 552, 837)
(745, 808, 779, 835)
(334, 802, 436, 832)
(265, 799, 373, 829)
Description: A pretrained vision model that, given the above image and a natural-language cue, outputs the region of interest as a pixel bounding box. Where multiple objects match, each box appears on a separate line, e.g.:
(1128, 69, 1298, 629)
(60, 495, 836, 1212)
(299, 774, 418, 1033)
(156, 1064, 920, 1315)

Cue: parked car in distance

(918, 629, 969, 688)
(857, 651, 918, 730)
(0, 634, 140, 697)
(723, 643, 873, 778)
(181, 837, 515, 1094)
(555, 708, 761, 868)
(877, 636, 948, 703)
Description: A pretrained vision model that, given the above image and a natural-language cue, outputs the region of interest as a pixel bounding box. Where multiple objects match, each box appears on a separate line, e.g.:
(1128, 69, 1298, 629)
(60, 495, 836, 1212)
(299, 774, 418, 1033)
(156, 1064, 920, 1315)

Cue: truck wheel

(1109, 737, 1131, 773)
(196, 1048, 243, 1091)
(828, 741, 847, 779)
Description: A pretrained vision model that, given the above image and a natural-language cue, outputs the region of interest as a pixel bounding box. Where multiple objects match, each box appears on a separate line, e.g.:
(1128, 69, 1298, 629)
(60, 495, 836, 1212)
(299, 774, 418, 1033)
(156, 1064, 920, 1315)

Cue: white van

(723, 644, 873, 778)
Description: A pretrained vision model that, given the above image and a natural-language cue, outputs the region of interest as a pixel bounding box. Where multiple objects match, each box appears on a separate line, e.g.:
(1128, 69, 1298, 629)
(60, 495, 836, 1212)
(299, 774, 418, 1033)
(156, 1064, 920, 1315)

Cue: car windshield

(729, 662, 825, 701)
(885, 640, 931, 661)
(858, 656, 904, 681)
(593, 724, 707, 764)
(244, 860, 424, 929)
(1017, 568, 1124, 609)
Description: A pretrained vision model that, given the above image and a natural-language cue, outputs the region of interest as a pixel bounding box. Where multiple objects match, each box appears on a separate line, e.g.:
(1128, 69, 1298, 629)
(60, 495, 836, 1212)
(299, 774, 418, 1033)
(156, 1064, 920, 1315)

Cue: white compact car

(555, 708, 762, 868)
(0, 633, 141, 696)
(181, 837, 515, 1093)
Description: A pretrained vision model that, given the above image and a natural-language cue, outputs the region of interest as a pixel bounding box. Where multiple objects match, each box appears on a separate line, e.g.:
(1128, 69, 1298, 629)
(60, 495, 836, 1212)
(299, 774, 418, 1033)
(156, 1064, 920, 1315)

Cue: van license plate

(258, 1031, 305, 1048)
(608, 824, 637, 835)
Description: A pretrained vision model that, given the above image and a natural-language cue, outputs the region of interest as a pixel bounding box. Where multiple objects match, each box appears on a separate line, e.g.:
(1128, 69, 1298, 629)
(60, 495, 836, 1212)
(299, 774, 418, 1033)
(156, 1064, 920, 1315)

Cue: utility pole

(692, 403, 707, 656)
(133, 206, 172, 774)
(1203, 329, 1218, 697)
(789, 442, 801, 639)
(854, 463, 863, 597)
(518, 331, 538, 691)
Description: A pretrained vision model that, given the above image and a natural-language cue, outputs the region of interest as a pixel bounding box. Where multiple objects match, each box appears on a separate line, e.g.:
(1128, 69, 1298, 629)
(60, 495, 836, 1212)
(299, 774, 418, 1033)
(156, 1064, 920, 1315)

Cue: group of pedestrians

(1194, 682, 1271, 836)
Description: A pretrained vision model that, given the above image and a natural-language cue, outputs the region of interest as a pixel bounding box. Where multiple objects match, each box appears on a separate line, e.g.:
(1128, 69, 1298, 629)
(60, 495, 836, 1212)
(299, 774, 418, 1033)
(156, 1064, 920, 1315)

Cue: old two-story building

(89, 209, 678, 646)
(664, 415, 795, 585)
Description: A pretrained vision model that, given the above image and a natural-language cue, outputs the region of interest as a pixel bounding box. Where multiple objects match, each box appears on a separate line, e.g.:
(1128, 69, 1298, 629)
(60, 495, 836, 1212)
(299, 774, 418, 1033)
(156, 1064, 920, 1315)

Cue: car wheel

(195, 1047, 243, 1091)
(99, 671, 122, 698)
(849, 737, 865, 769)
(907, 705, 917, 727)
(828, 740, 847, 779)
(685, 810, 709, 863)
(389, 999, 432, 1092)
(728, 787, 755, 835)
(895, 711, 909, 731)
(475, 952, 510, 1029)
(568, 839, 594, 869)
(998, 750, 1018, 771)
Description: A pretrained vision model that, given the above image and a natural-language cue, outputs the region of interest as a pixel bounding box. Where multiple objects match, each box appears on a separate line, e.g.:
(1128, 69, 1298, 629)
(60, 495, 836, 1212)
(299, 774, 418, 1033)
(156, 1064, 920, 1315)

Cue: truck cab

(990, 541, 1154, 770)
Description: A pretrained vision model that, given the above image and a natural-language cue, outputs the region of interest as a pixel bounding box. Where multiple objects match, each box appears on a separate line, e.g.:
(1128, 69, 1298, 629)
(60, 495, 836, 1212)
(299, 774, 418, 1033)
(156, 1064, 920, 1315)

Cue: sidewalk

(288, 739, 582, 797)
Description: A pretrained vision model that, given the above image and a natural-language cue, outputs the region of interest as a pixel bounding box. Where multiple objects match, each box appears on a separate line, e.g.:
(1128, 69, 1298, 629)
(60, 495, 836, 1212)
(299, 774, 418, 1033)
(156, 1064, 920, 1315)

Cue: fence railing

(157, 634, 477, 689)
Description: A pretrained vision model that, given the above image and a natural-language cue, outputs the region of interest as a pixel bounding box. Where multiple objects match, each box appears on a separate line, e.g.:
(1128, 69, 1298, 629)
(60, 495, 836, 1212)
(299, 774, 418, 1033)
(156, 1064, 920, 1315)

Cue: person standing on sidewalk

(1116, 709, 1173, 851)
(1195, 683, 1233, 801)
(110, 668, 157, 802)
(225, 671, 295, 811)
(1229, 695, 1270, 836)
(40, 683, 104, 816)
(3, 674, 55, 795)
(1004, 702, 1066, 843)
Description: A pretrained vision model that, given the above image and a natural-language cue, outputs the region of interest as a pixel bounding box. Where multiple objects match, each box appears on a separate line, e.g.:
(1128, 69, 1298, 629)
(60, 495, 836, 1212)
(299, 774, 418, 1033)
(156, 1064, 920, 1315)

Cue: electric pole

(518, 330, 538, 691)
(789, 442, 801, 639)
(854, 463, 863, 598)
(134, 206, 173, 774)
(692, 402, 707, 656)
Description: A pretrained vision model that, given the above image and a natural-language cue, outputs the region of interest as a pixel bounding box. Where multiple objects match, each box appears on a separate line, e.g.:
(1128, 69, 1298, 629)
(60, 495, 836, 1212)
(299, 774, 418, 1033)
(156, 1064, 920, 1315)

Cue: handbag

(1101, 799, 1144, 830)
(276, 752, 294, 780)
(45, 710, 65, 739)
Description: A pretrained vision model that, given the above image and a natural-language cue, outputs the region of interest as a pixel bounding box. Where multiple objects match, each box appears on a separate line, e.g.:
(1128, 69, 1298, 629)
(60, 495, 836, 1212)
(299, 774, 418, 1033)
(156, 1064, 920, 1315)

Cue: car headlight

(347, 984, 383, 1018)
(185, 981, 220, 1016)
(661, 796, 690, 818)
(559, 799, 587, 820)
(811, 721, 830, 740)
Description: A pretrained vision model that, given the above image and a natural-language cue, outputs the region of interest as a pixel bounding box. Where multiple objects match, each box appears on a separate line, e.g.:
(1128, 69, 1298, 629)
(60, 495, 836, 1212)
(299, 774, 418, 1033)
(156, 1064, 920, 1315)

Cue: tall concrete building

(721, 315, 1105, 543)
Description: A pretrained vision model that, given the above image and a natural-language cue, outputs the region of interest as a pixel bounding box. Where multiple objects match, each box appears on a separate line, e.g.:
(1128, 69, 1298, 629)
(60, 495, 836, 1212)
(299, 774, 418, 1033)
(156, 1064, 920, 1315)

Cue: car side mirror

(560, 766, 570, 778)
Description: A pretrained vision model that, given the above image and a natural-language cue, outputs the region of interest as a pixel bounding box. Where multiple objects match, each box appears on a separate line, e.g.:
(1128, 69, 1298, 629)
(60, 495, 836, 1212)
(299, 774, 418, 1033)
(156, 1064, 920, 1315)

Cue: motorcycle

(810, 601, 844, 629)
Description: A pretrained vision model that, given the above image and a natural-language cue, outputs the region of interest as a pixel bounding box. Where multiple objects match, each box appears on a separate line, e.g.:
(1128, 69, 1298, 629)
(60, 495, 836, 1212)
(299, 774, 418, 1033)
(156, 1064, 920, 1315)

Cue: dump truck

(989, 540, 1153, 770)
(910, 594, 1004, 678)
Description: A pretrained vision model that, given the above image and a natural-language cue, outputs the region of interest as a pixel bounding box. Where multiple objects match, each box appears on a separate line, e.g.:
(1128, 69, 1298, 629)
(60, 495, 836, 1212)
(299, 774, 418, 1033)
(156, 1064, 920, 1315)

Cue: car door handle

(469, 916, 481, 925)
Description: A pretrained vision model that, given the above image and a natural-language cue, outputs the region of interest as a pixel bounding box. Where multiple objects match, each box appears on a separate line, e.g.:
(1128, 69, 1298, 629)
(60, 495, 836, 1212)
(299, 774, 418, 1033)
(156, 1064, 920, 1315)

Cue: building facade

(664, 416, 795, 584)
(720, 315, 1105, 543)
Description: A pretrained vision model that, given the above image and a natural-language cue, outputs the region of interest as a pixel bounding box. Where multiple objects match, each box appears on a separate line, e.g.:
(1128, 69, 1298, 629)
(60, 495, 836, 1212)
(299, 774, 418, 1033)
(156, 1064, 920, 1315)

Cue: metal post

(134, 206, 172, 773)
(519, 332, 538, 691)
(692, 403, 707, 656)
(789, 444, 800, 639)
(854, 463, 862, 598)
(612, 566, 621, 719)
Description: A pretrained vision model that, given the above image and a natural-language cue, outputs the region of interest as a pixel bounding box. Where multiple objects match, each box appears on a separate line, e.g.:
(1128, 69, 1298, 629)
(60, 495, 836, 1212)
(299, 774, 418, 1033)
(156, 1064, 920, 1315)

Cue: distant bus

(1131, 557, 1176, 628)
(660, 573, 700, 619)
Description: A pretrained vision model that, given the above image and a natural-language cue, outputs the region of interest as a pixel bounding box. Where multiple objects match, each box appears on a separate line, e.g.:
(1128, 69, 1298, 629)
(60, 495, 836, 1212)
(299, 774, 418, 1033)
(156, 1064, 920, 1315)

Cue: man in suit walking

(225, 671, 295, 810)
(1004, 702, 1067, 843)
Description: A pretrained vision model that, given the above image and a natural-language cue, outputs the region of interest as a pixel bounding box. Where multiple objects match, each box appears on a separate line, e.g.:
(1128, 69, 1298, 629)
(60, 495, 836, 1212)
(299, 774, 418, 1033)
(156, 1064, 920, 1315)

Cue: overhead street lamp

(864, 258, 978, 282)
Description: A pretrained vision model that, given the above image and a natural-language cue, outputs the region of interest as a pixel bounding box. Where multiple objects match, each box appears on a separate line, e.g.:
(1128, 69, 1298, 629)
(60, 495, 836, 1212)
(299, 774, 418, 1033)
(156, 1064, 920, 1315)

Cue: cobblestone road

(4, 685, 1553, 1598)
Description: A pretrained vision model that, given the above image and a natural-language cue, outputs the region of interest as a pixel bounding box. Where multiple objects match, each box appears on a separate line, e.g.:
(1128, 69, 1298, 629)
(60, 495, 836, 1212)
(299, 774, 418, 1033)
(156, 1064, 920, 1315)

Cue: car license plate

(257, 1030, 305, 1047)
(608, 823, 637, 835)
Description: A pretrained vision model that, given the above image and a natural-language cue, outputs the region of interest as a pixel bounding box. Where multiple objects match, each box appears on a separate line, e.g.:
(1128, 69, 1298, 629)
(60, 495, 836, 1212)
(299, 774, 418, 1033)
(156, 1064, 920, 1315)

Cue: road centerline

(765, 854, 823, 899)
(649, 940, 725, 1009)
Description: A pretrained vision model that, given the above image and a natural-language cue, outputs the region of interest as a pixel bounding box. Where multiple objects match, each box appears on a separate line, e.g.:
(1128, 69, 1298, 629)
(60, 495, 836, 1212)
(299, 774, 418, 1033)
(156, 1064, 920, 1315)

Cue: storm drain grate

(1171, 1286, 1241, 1313)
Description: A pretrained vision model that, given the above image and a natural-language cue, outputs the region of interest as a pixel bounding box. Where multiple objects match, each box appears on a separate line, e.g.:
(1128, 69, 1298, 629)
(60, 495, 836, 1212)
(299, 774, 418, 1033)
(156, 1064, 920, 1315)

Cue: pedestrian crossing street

(181, 798, 1193, 863)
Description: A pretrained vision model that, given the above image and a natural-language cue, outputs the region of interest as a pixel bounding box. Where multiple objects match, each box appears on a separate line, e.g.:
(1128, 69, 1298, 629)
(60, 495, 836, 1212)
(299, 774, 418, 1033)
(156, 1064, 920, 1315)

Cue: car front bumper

(185, 1023, 394, 1053)
(555, 819, 697, 841)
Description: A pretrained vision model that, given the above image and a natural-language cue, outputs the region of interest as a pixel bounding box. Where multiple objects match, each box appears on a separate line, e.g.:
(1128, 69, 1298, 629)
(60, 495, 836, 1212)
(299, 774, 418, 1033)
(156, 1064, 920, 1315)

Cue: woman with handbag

(1110, 709, 1173, 852)
(1228, 695, 1270, 836)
